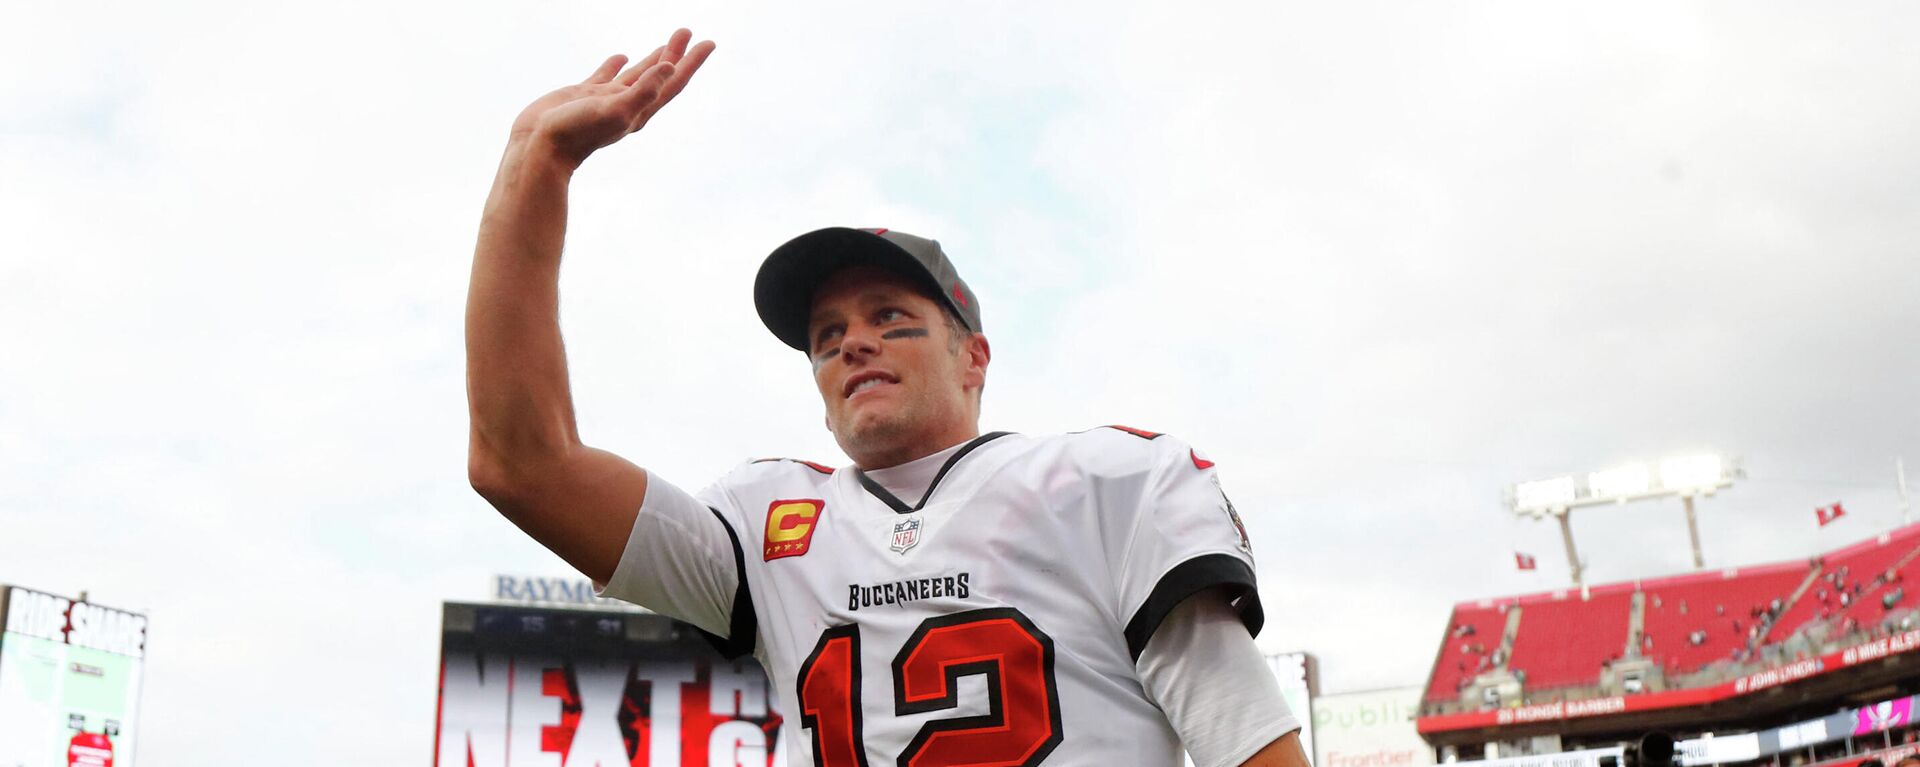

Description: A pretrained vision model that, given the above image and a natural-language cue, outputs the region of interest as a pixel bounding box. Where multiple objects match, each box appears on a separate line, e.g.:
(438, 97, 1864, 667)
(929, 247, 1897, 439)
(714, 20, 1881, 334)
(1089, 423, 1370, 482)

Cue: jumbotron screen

(0, 585, 148, 767)
(434, 601, 785, 767)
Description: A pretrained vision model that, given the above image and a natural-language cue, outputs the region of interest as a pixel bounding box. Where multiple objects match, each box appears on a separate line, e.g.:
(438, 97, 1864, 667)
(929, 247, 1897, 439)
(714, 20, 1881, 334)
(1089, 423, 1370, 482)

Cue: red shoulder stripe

(1102, 424, 1164, 440)
(751, 458, 837, 474)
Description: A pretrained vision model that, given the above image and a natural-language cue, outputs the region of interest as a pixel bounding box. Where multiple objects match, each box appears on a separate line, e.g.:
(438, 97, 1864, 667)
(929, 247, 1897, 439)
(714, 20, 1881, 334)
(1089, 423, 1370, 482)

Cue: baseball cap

(754, 227, 982, 352)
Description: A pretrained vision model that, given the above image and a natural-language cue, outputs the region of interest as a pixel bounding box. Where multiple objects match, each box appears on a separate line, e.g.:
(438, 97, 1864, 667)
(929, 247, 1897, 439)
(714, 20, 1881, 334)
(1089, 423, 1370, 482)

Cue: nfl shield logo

(890, 517, 922, 554)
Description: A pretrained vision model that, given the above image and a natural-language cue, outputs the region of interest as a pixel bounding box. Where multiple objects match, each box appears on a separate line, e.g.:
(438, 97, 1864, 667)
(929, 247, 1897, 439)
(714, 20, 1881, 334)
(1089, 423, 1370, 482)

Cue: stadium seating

(1507, 588, 1635, 689)
(1640, 563, 1809, 674)
(1423, 601, 1512, 702)
(1828, 528, 1920, 627)
(1767, 565, 1841, 644)
(1424, 523, 1920, 707)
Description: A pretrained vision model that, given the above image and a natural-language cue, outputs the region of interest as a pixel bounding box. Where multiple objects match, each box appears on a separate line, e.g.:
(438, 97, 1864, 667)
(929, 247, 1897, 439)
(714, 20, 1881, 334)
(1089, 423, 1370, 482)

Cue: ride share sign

(0, 585, 148, 767)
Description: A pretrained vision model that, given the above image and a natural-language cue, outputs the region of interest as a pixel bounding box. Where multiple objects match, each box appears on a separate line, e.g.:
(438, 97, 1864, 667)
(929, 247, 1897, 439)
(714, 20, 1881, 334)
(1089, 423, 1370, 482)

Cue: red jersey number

(797, 608, 1063, 767)
(798, 625, 871, 767)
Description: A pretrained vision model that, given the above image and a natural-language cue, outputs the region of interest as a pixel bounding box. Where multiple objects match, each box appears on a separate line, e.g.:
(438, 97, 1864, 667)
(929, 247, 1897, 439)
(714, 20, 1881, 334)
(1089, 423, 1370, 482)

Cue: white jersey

(600, 427, 1263, 767)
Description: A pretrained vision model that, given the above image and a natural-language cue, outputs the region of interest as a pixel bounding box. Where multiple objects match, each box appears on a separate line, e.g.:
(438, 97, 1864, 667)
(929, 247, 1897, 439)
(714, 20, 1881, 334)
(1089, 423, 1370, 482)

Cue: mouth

(843, 371, 900, 399)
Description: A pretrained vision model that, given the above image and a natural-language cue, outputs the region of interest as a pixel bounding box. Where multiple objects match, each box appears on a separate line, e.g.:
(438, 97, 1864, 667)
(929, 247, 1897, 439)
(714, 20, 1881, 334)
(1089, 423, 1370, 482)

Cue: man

(466, 28, 1306, 767)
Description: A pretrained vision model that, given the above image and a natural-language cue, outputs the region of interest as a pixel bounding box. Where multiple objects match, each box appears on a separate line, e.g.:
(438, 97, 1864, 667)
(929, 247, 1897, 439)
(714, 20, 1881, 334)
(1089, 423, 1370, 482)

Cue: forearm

(465, 138, 584, 484)
(464, 139, 652, 581)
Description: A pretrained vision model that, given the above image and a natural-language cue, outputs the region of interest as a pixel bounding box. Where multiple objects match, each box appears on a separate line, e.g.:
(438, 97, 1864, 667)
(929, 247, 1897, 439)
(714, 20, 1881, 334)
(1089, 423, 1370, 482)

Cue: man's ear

(963, 333, 991, 391)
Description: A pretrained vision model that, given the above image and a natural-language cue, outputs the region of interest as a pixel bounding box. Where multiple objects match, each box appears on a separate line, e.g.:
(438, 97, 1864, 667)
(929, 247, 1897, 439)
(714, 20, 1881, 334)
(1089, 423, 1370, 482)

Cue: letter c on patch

(764, 499, 824, 560)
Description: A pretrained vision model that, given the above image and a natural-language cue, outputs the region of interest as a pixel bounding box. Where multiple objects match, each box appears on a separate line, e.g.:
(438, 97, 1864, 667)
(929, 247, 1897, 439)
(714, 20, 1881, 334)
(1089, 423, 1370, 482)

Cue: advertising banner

(1811, 742, 1920, 767)
(1313, 687, 1433, 767)
(1677, 733, 1762, 765)
(434, 603, 785, 767)
(491, 574, 646, 612)
(1855, 697, 1912, 735)
(1473, 746, 1623, 767)
(0, 586, 147, 767)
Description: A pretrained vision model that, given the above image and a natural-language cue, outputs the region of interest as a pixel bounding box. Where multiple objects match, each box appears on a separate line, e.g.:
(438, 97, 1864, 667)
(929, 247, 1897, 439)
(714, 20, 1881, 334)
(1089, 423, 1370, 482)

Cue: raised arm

(465, 29, 716, 583)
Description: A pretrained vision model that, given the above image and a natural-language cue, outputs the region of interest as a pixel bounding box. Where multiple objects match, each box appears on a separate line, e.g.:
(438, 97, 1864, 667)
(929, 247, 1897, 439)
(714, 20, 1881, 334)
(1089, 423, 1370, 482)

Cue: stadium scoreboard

(435, 600, 785, 767)
(0, 584, 148, 767)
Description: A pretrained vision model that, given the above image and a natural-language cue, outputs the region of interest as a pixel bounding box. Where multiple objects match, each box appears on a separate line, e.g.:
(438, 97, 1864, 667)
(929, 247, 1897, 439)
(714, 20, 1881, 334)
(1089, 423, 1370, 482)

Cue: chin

(835, 411, 919, 462)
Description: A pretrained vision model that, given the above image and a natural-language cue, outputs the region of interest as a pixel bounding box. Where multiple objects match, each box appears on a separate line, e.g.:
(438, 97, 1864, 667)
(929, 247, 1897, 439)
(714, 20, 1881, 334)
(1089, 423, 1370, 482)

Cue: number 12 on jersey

(796, 607, 1064, 767)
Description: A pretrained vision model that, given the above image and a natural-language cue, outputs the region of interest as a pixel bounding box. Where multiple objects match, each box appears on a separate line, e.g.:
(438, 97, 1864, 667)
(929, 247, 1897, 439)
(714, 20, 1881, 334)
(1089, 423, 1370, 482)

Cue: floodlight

(1508, 452, 1743, 588)
(1515, 476, 1576, 512)
(1659, 455, 1725, 492)
(1589, 463, 1651, 499)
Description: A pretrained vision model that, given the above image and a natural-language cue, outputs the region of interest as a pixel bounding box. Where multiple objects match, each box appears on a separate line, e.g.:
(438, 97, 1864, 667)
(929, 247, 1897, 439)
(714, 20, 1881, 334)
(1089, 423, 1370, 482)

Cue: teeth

(853, 378, 888, 394)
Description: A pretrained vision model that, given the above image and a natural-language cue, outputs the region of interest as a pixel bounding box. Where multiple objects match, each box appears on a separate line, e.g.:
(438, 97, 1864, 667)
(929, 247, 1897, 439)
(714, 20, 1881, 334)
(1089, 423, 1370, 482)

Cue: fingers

(617, 29, 691, 86)
(583, 54, 628, 85)
(615, 60, 677, 114)
(680, 40, 716, 77)
(605, 29, 713, 134)
(651, 40, 715, 107)
(662, 28, 692, 65)
(617, 45, 666, 86)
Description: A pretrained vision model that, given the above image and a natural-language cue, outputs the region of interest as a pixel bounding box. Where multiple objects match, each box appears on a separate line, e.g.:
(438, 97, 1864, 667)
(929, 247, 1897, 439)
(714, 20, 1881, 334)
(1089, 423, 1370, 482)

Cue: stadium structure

(1419, 523, 1920, 767)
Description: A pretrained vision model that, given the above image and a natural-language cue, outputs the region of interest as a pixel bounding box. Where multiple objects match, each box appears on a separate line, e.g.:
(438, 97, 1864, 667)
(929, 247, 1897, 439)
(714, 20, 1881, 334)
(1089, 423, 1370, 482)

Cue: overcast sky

(3, 1, 1918, 763)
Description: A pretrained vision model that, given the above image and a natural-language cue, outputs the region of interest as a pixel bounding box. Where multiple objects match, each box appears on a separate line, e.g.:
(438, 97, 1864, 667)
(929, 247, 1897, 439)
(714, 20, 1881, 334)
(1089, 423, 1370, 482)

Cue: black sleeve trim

(698, 506, 758, 659)
(1123, 553, 1264, 660)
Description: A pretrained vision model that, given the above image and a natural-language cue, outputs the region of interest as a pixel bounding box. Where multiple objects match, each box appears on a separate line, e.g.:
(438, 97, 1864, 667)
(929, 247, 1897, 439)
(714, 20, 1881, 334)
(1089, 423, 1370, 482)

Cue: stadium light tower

(1508, 454, 1743, 589)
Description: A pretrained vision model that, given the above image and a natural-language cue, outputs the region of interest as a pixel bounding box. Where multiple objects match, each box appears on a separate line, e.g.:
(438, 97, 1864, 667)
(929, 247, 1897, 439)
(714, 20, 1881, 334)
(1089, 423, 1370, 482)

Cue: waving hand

(511, 28, 717, 168)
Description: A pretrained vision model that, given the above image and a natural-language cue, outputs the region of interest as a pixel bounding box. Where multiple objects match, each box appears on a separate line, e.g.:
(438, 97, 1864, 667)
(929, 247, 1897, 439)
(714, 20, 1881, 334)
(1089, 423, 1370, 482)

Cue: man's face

(807, 265, 987, 466)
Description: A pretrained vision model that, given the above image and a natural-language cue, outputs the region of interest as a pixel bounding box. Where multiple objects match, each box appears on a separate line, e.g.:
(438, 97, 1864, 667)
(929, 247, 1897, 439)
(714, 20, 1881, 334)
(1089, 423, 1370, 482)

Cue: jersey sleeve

(1113, 436, 1264, 660)
(1139, 591, 1299, 767)
(594, 470, 755, 657)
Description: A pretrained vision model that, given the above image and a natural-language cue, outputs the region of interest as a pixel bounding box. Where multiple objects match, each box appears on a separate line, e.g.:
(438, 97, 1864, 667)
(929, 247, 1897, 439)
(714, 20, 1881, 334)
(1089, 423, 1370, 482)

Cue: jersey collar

(853, 431, 1013, 514)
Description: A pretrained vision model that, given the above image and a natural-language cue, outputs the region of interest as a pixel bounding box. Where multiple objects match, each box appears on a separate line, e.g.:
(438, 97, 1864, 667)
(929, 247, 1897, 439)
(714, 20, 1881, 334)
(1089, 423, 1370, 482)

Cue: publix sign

(1312, 687, 1434, 767)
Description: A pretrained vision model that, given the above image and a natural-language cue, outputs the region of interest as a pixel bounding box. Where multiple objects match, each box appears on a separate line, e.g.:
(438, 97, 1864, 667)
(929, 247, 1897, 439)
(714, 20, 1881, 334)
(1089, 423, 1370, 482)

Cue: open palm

(511, 28, 717, 167)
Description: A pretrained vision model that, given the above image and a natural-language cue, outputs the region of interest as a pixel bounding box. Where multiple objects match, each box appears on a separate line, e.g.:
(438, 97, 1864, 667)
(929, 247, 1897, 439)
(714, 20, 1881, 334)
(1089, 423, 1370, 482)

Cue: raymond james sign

(491, 574, 642, 610)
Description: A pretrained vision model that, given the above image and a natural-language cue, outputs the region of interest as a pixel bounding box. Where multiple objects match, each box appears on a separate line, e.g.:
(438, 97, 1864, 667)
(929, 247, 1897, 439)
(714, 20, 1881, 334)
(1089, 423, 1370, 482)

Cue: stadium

(1418, 521, 1920, 767)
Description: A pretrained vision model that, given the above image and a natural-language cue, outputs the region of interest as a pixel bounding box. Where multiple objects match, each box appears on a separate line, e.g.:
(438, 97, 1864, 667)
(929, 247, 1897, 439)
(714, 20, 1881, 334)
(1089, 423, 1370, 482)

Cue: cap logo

(864, 227, 889, 235)
(951, 284, 968, 308)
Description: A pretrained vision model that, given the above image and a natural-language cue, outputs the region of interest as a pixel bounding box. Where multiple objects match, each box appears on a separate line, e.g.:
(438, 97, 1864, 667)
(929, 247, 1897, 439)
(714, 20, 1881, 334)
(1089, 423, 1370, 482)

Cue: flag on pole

(1816, 502, 1847, 527)
(1515, 552, 1537, 571)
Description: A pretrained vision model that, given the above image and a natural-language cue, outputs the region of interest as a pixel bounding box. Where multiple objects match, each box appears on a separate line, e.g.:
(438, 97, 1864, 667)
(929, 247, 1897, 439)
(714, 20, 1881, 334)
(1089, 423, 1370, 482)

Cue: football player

(466, 28, 1307, 767)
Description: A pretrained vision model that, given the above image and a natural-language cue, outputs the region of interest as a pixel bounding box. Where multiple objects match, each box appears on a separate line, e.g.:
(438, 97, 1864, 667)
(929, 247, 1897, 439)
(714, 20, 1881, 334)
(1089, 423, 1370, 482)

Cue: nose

(836, 324, 882, 364)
